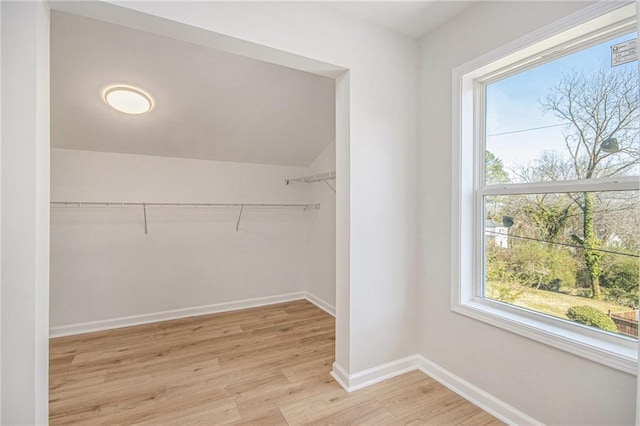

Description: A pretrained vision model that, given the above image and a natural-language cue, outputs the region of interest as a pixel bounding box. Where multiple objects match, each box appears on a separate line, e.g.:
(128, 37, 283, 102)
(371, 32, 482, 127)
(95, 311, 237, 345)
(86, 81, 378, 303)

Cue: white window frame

(452, 1, 639, 375)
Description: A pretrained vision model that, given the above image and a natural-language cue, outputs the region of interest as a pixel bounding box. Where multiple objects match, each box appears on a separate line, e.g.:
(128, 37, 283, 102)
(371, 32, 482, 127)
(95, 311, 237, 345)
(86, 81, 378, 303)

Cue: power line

(487, 123, 567, 137)
(485, 230, 640, 258)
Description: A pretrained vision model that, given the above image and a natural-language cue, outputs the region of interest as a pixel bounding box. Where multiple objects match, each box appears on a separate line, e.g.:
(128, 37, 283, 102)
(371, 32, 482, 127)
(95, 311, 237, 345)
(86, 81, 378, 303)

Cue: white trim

(416, 355, 542, 426)
(331, 354, 541, 425)
(331, 355, 420, 392)
(453, 2, 634, 78)
(330, 361, 351, 391)
(305, 292, 336, 317)
(50, 292, 307, 337)
(481, 176, 640, 195)
(452, 0, 639, 375)
(454, 301, 637, 375)
(345, 355, 420, 392)
(49, 291, 337, 338)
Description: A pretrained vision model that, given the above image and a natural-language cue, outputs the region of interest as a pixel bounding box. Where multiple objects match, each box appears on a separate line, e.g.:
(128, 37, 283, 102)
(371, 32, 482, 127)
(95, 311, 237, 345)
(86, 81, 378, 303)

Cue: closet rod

(51, 201, 320, 234)
(285, 170, 336, 186)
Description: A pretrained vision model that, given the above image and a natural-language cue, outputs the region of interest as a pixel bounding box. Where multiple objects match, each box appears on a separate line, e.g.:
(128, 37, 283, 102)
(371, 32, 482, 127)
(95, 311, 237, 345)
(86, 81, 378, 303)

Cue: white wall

(418, 2, 636, 424)
(306, 142, 337, 308)
(50, 148, 335, 329)
(0, 1, 3, 418)
(1, 1, 50, 424)
(83, 1, 419, 374)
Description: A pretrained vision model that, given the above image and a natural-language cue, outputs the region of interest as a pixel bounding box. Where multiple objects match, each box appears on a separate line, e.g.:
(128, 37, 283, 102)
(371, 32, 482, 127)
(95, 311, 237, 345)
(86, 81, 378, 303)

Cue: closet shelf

(50, 201, 320, 209)
(50, 201, 320, 234)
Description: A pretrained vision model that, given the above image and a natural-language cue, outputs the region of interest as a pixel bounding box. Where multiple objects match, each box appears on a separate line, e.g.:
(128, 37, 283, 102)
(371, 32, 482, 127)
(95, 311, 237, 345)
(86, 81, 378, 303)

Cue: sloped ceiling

(50, 11, 336, 167)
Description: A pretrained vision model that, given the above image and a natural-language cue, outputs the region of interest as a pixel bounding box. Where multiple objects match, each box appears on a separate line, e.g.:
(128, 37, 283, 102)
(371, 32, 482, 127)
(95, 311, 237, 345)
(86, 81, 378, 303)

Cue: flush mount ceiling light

(104, 86, 153, 114)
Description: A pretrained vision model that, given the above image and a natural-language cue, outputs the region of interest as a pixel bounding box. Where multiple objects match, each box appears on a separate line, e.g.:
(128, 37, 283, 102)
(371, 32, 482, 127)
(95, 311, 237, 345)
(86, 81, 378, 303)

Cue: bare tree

(541, 67, 639, 299)
(514, 150, 576, 183)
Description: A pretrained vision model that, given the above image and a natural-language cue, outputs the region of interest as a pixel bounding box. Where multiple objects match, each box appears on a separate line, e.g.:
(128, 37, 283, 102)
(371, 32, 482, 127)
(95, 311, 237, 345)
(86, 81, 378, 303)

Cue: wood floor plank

(50, 300, 502, 425)
(233, 379, 320, 420)
(305, 401, 396, 426)
(234, 407, 289, 426)
(278, 387, 377, 424)
(280, 355, 335, 382)
(377, 377, 455, 419)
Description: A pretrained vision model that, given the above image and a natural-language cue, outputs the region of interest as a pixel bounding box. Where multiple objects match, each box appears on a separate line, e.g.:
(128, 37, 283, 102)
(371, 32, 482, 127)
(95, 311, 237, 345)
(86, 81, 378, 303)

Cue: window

(453, 2, 639, 373)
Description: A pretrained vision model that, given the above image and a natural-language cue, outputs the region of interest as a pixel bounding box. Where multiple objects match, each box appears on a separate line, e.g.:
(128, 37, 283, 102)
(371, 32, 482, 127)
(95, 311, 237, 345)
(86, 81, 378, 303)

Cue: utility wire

(485, 229, 640, 258)
(487, 123, 567, 137)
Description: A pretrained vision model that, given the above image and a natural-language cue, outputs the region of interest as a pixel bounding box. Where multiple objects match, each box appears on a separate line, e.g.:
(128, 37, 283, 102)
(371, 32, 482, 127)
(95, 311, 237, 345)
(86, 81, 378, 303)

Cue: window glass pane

(484, 190, 639, 338)
(485, 32, 639, 185)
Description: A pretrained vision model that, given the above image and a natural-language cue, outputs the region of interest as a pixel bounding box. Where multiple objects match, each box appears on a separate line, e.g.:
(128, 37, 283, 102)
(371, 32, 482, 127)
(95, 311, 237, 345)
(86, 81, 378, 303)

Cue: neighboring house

(606, 232, 623, 247)
(485, 220, 509, 248)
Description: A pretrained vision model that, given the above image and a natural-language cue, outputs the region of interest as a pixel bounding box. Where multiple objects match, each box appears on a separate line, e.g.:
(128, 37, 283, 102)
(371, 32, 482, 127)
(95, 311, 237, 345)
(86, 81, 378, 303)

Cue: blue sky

(486, 31, 638, 182)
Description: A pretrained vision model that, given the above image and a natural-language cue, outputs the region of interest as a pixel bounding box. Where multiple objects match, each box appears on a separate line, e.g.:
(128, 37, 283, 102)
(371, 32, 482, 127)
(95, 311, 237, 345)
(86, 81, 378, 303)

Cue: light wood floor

(50, 300, 502, 425)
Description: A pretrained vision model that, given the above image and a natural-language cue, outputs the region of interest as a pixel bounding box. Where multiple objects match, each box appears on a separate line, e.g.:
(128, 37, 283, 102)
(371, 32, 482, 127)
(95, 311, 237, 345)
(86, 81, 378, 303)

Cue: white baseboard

(305, 292, 335, 317)
(50, 292, 308, 338)
(50, 291, 336, 338)
(330, 361, 350, 391)
(332, 355, 420, 392)
(416, 355, 541, 426)
(330, 354, 539, 426)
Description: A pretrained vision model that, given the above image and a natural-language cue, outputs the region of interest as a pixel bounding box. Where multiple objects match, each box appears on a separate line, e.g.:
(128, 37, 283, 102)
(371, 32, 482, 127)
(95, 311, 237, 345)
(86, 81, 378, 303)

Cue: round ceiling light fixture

(104, 85, 153, 114)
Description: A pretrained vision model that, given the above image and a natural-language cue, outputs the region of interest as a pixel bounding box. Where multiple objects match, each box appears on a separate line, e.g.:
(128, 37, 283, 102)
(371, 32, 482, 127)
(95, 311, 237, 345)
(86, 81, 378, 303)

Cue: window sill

(452, 297, 638, 375)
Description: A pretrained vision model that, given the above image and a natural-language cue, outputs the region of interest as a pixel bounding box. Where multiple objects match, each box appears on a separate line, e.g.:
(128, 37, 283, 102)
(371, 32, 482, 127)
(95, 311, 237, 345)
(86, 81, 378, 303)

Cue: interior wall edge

(49, 291, 336, 338)
(1, 1, 50, 423)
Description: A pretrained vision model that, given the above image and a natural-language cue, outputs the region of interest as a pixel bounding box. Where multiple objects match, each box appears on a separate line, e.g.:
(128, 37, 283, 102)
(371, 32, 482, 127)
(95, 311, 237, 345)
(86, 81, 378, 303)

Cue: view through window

(483, 30, 639, 338)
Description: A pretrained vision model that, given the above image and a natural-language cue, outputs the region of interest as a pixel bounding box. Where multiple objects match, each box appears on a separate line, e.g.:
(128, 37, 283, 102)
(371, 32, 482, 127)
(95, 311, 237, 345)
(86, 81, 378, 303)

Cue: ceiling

(51, 12, 336, 167)
(51, 3, 475, 167)
(328, 1, 476, 39)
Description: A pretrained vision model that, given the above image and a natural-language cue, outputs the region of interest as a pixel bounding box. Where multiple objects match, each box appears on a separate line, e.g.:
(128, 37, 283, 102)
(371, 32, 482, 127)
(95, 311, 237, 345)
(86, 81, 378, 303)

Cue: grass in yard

(486, 281, 631, 321)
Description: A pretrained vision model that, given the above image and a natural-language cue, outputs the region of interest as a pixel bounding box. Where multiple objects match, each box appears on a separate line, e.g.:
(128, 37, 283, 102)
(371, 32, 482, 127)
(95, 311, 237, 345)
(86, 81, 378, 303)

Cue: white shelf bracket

(236, 204, 244, 232)
(143, 203, 148, 234)
(323, 181, 336, 193)
(285, 170, 336, 187)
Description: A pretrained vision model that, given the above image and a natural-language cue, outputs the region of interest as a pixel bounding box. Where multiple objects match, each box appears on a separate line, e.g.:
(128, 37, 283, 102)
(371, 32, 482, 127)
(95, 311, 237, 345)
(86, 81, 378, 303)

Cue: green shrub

(603, 287, 638, 309)
(566, 306, 618, 332)
(600, 257, 639, 292)
(599, 256, 639, 309)
(510, 241, 577, 290)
